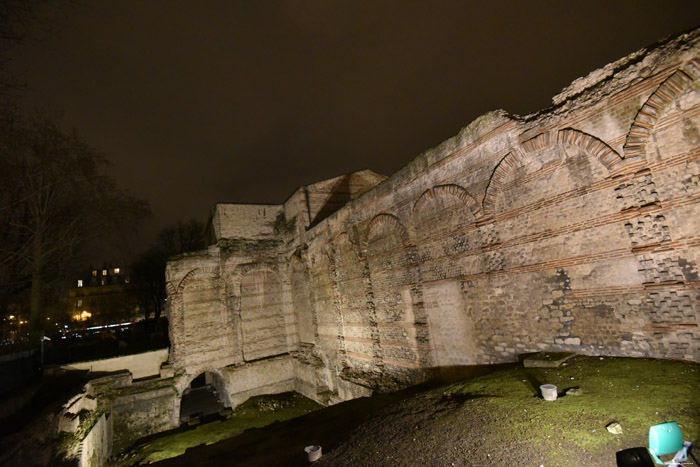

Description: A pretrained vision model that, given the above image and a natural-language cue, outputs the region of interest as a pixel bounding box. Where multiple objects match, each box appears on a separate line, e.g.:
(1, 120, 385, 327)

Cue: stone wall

(165, 30, 700, 401)
(79, 413, 112, 467)
(209, 204, 282, 241)
(59, 348, 169, 379)
(79, 355, 302, 459)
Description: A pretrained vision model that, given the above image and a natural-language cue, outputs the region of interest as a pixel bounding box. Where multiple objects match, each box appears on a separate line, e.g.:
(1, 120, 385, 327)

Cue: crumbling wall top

(210, 203, 283, 241)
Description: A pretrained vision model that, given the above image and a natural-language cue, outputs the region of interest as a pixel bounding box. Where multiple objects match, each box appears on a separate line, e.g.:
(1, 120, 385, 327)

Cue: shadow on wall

(307, 175, 352, 229)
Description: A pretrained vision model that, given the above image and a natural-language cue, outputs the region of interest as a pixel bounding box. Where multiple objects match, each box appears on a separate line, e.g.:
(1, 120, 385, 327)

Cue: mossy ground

(112, 392, 322, 465)
(319, 356, 700, 466)
(112, 357, 700, 466)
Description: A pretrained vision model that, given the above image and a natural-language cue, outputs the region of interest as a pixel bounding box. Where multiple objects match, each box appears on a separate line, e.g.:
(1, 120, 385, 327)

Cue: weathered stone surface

(63, 30, 700, 464)
(164, 29, 700, 401)
(60, 348, 168, 379)
(81, 28, 700, 458)
(607, 422, 623, 435)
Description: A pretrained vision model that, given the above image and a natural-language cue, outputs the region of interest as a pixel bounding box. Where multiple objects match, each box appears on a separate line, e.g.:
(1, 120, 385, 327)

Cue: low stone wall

(223, 356, 296, 407)
(79, 413, 112, 467)
(87, 371, 179, 453)
(82, 355, 306, 456)
(60, 348, 169, 379)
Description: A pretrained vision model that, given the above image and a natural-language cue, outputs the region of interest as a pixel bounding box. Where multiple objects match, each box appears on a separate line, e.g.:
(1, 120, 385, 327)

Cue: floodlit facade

(80, 29, 700, 455)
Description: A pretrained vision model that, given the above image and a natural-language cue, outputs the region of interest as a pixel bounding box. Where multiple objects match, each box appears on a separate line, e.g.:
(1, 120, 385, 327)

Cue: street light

(40, 335, 51, 370)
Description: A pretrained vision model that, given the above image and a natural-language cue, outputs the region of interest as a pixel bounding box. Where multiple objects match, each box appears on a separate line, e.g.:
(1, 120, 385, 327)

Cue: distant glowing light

(73, 310, 92, 321)
(85, 321, 133, 331)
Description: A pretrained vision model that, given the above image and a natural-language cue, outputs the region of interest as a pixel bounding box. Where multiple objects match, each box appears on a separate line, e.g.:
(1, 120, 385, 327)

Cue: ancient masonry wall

(164, 30, 700, 405)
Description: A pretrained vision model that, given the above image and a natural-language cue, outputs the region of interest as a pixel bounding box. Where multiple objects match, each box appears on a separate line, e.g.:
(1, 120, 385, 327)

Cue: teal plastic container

(648, 422, 686, 465)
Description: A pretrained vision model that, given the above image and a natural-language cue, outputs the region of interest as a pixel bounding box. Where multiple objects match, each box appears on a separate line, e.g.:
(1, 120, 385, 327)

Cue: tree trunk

(29, 228, 44, 339)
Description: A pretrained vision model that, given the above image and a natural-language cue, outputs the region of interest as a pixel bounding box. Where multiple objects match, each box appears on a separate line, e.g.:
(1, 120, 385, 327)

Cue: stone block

(59, 412, 79, 433)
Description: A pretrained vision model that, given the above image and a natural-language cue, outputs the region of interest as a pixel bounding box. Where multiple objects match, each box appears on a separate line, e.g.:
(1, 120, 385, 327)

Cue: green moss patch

(415, 356, 700, 466)
(311, 357, 699, 466)
(113, 392, 322, 465)
(111, 358, 700, 466)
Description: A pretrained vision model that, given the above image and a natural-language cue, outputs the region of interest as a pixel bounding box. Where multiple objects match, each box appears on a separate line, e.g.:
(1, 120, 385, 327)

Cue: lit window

(77, 280, 83, 287)
(102, 269, 107, 276)
(114, 268, 120, 274)
(77, 299, 83, 307)
(92, 270, 97, 277)
(73, 311, 92, 322)
(101, 280, 105, 286)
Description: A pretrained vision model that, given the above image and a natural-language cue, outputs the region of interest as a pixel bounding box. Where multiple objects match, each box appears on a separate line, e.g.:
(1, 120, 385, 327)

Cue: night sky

(7, 1, 700, 253)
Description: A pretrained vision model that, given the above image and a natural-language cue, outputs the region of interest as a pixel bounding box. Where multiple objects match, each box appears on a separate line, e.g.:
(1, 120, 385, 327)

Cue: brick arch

(413, 184, 481, 218)
(412, 188, 435, 215)
(166, 281, 177, 296)
(362, 213, 410, 252)
(172, 266, 220, 295)
(179, 367, 231, 402)
(433, 184, 482, 218)
(624, 56, 700, 158)
(230, 262, 280, 295)
(482, 129, 620, 216)
(482, 149, 525, 216)
(557, 128, 622, 170)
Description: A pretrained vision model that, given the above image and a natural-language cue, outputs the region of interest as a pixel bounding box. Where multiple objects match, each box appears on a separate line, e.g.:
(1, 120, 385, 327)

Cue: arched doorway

(179, 371, 229, 423)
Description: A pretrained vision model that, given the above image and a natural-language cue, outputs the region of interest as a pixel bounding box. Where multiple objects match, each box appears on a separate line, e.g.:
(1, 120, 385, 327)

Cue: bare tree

(157, 219, 206, 255)
(131, 219, 206, 321)
(0, 109, 149, 338)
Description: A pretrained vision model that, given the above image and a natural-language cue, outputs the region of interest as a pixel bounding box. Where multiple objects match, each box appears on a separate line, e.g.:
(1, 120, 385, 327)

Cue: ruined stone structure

(166, 29, 700, 407)
(84, 30, 700, 456)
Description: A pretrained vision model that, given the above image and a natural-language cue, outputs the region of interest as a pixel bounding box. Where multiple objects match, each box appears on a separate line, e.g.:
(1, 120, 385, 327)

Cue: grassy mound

(113, 392, 322, 465)
(112, 357, 699, 466)
(318, 356, 699, 466)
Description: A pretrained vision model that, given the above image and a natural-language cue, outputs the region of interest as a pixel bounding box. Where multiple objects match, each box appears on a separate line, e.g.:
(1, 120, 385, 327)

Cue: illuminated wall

(165, 29, 700, 400)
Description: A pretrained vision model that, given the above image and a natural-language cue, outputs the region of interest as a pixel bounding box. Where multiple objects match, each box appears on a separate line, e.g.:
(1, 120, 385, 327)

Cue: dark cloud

(7, 1, 700, 249)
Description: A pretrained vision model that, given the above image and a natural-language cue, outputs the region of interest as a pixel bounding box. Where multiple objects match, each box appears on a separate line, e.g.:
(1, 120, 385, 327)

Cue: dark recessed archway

(179, 371, 229, 424)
